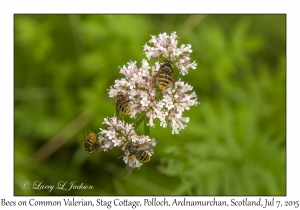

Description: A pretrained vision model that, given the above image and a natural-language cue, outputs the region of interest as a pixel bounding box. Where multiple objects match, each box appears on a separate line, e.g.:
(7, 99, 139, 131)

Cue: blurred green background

(14, 14, 286, 196)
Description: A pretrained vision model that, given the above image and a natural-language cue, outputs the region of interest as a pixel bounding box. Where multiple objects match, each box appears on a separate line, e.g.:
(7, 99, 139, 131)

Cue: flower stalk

(144, 118, 150, 136)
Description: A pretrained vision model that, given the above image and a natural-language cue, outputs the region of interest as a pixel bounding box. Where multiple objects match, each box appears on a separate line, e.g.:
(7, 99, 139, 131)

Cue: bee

(115, 92, 131, 120)
(83, 131, 101, 153)
(152, 59, 175, 90)
(123, 140, 156, 178)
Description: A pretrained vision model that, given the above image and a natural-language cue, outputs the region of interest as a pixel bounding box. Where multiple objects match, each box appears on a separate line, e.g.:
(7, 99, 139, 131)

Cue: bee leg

(171, 80, 175, 90)
(97, 144, 102, 153)
(151, 76, 155, 86)
(152, 73, 158, 87)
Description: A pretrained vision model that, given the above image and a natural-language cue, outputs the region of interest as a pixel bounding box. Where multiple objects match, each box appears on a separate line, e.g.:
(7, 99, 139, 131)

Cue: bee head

(162, 59, 172, 64)
(124, 141, 132, 150)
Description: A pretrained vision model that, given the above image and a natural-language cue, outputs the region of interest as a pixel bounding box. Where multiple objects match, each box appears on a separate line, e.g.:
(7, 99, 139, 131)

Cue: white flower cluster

(98, 116, 156, 169)
(99, 117, 135, 151)
(94, 32, 199, 172)
(143, 32, 197, 75)
(108, 32, 199, 134)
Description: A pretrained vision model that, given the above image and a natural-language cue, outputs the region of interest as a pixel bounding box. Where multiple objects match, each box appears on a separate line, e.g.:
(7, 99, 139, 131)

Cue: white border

(2, 0, 299, 209)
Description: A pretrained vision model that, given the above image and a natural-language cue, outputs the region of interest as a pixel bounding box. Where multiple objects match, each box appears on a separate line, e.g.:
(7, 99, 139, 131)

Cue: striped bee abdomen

(153, 60, 174, 90)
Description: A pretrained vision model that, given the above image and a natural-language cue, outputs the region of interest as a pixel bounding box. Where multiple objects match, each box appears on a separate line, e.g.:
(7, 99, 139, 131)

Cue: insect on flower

(123, 139, 156, 178)
(115, 92, 131, 120)
(152, 59, 175, 90)
(83, 130, 101, 153)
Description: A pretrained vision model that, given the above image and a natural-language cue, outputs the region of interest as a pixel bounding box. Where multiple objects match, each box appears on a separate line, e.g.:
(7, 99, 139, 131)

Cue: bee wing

(93, 141, 102, 153)
(155, 74, 159, 86)
(170, 70, 175, 89)
(138, 139, 157, 151)
(124, 157, 134, 178)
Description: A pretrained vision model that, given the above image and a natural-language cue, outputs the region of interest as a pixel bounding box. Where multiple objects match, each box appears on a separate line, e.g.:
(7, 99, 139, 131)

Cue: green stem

(133, 90, 161, 135)
(144, 118, 150, 137)
(133, 112, 147, 129)
(157, 90, 162, 100)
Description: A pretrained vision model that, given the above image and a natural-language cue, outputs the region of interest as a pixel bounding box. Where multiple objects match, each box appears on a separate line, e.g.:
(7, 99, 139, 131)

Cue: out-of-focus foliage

(14, 14, 285, 196)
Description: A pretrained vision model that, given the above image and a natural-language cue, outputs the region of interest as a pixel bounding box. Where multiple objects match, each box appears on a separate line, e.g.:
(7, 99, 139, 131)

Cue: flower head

(98, 116, 157, 150)
(98, 117, 157, 171)
(108, 32, 199, 133)
(108, 59, 199, 134)
(143, 31, 197, 75)
(99, 117, 136, 151)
